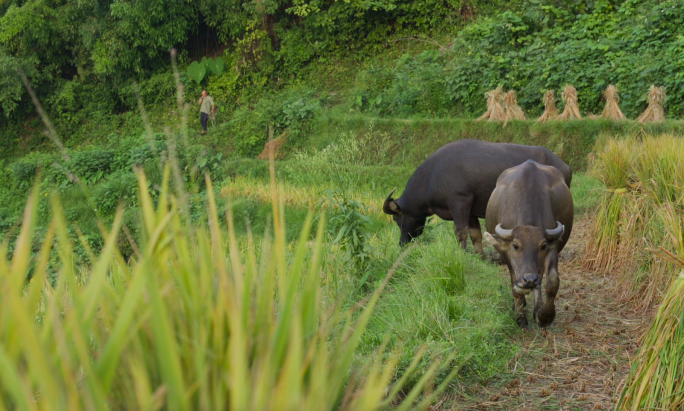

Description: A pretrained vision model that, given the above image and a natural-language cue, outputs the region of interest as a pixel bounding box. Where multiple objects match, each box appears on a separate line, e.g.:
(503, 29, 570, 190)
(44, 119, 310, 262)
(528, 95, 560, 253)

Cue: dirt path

(441, 217, 650, 411)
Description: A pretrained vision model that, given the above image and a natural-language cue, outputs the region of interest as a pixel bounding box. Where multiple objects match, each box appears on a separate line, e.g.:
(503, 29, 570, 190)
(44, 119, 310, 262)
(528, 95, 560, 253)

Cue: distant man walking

(198, 90, 214, 134)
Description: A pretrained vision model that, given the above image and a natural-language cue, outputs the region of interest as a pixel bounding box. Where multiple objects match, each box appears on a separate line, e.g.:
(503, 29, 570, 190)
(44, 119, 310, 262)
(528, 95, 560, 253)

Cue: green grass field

(0, 118, 602, 407)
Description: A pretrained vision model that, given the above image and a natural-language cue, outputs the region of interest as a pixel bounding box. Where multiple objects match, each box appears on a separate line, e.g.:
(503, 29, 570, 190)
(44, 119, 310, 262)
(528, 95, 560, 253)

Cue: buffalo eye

(541, 243, 548, 251)
(512, 244, 519, 251)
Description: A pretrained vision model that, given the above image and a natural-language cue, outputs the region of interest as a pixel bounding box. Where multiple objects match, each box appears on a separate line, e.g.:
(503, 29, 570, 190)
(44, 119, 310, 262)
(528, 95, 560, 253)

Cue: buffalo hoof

(536, 308, 556, 328)
(516, 314, 528, 329)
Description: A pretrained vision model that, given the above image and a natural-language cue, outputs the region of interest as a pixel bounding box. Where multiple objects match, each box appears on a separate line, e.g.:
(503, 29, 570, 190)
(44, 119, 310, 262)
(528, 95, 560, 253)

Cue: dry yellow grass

(557, 85, 582, 120)
(583, 135, 684, 308)
(503, 90, 525, 127)
(600, 85, 626, 121)
(537, 90, 557, 123)
(637, 85, 666, 123)
(220, 176, 387, 218)
(475, 87, 505, 122)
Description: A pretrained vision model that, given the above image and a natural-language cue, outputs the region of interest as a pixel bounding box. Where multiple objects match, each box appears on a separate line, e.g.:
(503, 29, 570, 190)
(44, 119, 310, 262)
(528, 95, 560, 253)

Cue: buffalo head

(383, 188, 426, 245)
(484, 222, 564, 296)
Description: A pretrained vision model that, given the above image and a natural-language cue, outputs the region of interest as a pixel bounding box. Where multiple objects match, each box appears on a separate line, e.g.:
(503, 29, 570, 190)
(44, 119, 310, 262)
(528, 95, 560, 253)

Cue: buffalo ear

(484, 232, 510, 252)
(388, 200, 401, 215)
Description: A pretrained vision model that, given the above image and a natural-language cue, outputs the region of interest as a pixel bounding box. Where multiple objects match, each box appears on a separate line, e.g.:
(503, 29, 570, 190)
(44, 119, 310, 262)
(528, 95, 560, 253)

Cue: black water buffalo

(483, 160, 574, 328)
(382, 140, 572, 255)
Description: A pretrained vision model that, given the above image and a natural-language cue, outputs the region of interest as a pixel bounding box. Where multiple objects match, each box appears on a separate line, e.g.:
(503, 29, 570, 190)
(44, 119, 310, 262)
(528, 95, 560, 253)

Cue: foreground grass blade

(0, 168, 456, 410)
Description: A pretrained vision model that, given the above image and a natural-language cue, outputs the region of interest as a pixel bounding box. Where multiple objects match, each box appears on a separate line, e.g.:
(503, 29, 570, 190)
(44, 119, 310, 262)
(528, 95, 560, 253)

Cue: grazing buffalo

(484, 160, 574, 328)
(383, 140, 572, 255)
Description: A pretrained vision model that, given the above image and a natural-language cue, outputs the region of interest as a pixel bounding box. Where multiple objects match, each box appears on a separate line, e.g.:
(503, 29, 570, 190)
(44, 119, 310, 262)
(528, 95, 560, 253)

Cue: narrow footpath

(442, 218, 650, 411)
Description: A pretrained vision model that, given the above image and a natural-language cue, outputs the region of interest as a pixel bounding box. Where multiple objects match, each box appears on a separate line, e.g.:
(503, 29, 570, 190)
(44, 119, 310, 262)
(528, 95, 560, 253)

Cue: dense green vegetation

(0, 169, 467, 410)
(3, 0, 684, 407)
(5, 0, 684, 161)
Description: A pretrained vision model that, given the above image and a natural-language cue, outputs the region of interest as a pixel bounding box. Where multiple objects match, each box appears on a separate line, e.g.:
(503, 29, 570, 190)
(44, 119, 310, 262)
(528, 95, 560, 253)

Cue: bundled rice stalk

(557, 85, 582, 120)
(475, 86, 505, 122)
(600, 85, 626, 121)
(617, 205, 684, 410)
(502, 90, 525, 127)
(583, 135, 684, 308)
(536, 90, 557, 123)
(637, 85, 666, 123)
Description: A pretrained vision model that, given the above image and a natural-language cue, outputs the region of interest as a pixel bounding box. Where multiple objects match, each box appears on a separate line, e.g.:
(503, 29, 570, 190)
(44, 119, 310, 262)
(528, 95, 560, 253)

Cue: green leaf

(207, 57, 224, 77)
(187, 61, 206, 84)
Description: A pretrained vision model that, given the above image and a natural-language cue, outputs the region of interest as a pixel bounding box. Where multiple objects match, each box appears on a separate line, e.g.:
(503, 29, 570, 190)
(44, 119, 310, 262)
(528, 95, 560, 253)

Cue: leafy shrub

(90, 170, 138, 215)
(226, 88, 322, 156)
(182, 144, 224, 184)
(128, 137, 168, 167)
(349, 0, 684, 119)
(352, 51, 450, 117)
(69, 149, 116, 184)
(8, 153, 59, 188)
(320, 189, 375, 285)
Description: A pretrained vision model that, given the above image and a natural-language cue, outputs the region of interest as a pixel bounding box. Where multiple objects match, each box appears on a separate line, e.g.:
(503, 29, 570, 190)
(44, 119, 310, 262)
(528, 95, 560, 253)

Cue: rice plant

(0, 164, 457, 410)
(617, 203, 684, 410)
(583, 135, 684, 307)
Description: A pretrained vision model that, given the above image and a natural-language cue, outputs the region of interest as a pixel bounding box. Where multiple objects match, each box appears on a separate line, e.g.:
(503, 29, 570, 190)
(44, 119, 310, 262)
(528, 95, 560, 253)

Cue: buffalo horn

(494, 224, 514, 240)
(545, 221, 564, 240)
(383, 188, 398, 215)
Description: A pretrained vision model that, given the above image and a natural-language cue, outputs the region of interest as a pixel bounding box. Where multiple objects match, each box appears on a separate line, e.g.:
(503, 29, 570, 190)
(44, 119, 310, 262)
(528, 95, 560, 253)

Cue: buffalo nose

(522, 274, 540, 288)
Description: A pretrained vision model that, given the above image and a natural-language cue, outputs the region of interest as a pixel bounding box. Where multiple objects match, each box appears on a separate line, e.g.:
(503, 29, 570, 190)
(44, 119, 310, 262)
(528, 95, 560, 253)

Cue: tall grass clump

(0, 164, 457, 410)
(359, 224, 517, 384)
(583, 135, 684, 307)
(617, 205, 684, 410)
(284, 122, 395, 188)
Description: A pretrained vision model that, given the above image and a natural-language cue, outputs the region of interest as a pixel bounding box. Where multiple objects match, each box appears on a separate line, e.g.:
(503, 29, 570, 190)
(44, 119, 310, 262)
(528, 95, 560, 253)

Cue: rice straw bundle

(502, 90, 525, 126)
(600, 85, 626, 120)
(536, 90, 557, 123)
(475, 87, 505, 122)
(616, 205, 684, 410)
(557, 85, 581, 120)
(637, 85, 666, 123)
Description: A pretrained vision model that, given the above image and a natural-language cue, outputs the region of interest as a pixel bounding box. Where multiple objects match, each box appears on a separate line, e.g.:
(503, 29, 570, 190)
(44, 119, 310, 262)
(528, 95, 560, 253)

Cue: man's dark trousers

(201, 112, 209, 132)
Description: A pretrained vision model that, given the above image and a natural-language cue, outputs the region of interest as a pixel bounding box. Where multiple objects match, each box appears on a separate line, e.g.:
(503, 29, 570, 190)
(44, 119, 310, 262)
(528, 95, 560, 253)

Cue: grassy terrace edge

(299, 115, 684, 172)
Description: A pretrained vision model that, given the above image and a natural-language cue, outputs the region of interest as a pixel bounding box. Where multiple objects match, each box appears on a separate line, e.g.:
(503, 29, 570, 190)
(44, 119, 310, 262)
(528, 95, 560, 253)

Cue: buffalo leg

(532, 288, 543, 322)
(508, 264, 528, 328)
(468, 217, 485, 258)
(537, 253, 560, 327)
(449, 198, 473, 251)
